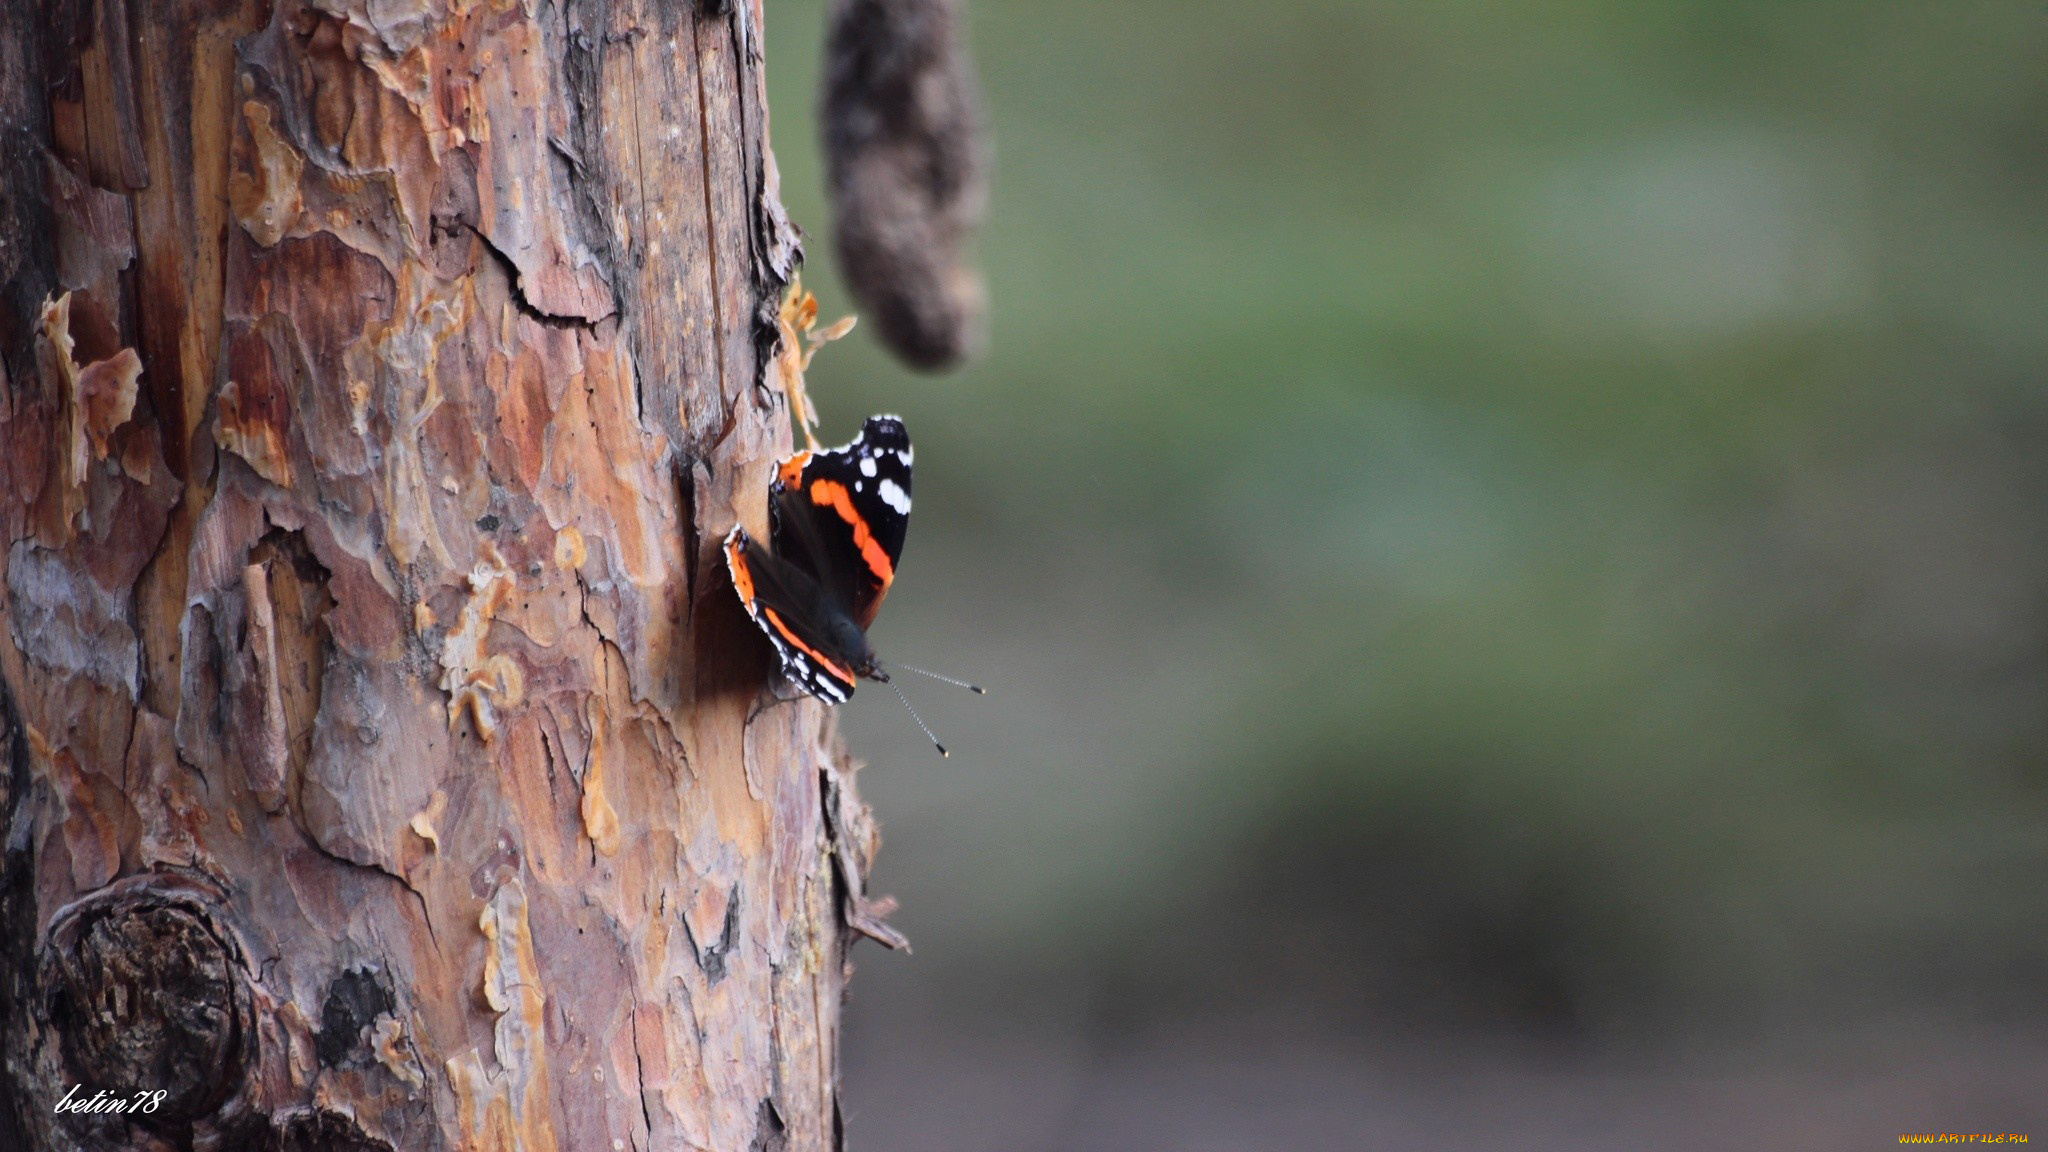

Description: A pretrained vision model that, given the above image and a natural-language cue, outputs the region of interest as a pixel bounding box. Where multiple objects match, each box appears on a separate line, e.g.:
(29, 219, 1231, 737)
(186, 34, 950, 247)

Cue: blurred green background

(765, 2, 2048, 1146)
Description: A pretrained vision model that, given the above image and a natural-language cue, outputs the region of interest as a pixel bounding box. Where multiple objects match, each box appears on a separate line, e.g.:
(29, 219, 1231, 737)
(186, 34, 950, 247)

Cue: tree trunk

(0, 2, 891, 1149)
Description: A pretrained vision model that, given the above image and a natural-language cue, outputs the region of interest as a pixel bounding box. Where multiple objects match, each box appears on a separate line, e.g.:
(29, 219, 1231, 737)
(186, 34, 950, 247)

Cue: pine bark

(0, 2, 890, 1149)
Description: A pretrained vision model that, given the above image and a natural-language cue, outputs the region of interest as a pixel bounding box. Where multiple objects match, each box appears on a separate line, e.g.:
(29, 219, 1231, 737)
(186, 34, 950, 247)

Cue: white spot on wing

(878, 478, 911, 515)
(859, 455, 877, 477)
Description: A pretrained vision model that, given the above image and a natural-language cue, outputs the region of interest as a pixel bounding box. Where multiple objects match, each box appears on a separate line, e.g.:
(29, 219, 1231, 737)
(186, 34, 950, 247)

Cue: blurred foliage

(764, 0, 2048, 1040)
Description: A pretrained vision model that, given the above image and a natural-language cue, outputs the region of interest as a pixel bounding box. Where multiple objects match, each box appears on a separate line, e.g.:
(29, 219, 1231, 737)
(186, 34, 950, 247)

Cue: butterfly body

(724, 415, 913, 704)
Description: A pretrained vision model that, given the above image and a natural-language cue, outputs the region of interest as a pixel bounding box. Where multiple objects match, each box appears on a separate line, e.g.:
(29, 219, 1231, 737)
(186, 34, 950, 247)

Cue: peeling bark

(0, 2, 896, 1149)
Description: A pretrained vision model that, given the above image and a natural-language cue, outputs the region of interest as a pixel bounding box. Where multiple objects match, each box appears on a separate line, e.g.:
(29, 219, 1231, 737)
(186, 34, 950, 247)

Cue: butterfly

(724, 415, 978, 751)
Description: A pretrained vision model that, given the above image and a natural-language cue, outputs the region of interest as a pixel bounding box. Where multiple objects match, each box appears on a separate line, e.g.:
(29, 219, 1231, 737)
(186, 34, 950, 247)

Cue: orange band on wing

(761, 606, 857, 685)
(777, 451, 812, 493)
(807, 478, 895, 585)
(725, 532, 757, 606)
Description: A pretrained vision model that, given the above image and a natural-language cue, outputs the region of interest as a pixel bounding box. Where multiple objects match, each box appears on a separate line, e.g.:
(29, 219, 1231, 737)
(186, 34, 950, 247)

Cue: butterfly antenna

(879, 671, 949, 757)
(895, 663, 987, 695)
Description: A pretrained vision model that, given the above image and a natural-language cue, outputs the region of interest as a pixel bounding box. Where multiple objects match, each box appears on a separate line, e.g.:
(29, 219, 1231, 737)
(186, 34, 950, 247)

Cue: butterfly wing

(769, 415, 912, 630)
(724, 527, 861, 703)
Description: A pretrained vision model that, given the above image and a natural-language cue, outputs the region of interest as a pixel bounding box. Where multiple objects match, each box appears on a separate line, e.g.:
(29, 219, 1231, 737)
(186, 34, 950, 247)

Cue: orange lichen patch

(228, 100, 303, 247)
(217, 328, 294, 487)
(775, 277, 857, 450)
(414, 601, 436, 633)
(439, 544, 522, 741)
(806, 478, 895, 584)
(553, 525, 586, 570)
(579, 700, 620, 857)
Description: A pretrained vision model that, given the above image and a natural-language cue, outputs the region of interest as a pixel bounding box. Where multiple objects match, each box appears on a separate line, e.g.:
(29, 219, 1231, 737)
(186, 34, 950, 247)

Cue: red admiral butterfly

(724, 415, 979, 753)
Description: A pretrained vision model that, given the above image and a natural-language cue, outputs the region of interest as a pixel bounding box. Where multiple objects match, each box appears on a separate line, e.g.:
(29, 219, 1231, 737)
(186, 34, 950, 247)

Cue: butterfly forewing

(770, 415, 912, 630)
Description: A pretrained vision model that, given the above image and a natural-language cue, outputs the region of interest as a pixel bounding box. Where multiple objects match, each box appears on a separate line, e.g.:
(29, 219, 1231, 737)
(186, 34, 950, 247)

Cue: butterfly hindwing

(724, 527, 859, 703)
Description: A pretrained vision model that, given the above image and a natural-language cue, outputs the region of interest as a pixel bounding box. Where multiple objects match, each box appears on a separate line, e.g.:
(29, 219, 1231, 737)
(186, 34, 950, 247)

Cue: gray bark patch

(7, 541, 138, 695)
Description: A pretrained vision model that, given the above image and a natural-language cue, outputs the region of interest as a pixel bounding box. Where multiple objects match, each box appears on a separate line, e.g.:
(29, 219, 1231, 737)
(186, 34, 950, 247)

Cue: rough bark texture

(0, 2, 893, 1149)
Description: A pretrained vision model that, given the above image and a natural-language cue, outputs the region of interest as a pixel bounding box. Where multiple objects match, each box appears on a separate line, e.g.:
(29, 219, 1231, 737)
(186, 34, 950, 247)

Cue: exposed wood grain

(0, 2, 893, 1148)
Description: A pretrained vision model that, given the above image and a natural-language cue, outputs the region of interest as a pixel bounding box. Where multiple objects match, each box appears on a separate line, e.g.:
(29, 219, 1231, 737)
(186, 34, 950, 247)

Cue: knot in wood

(41, 875, 253, 1126)
(267, 1108, 395, 1152)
